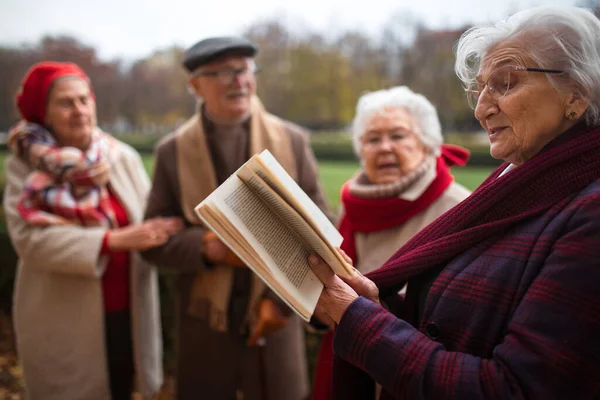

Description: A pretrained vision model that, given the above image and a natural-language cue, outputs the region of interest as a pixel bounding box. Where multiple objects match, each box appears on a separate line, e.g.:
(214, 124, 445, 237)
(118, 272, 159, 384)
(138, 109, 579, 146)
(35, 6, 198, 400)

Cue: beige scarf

(176, 96, 297, 333)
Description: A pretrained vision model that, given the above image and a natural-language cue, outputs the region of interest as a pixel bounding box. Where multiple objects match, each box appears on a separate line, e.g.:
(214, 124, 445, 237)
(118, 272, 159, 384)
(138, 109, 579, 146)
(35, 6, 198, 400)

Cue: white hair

(352, 86, 443, 156)
(455, 6, 600, 125)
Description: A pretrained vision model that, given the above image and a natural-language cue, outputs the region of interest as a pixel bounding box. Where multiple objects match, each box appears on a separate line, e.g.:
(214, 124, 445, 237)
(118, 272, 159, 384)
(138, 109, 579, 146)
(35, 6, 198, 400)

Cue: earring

(568, 111, 578, 120)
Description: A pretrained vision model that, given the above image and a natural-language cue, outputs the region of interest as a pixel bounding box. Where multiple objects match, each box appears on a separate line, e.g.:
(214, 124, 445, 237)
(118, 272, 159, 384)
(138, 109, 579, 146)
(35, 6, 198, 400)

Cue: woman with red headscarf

(311, 86, 471, 400)
(3, 62, 184, 400)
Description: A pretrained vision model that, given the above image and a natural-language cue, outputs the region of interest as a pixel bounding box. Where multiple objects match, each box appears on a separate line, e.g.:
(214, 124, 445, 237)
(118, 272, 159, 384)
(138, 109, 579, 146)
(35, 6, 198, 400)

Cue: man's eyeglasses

(194, 63, 259, 85)
(465, 65, 564, 109)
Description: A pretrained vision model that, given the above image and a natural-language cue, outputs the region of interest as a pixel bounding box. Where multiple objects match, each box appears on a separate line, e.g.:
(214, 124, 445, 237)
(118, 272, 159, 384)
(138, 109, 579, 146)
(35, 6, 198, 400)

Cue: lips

(226, 91, 248, 99)
(489, 126, 508, 136)
(377, 163, 399, 169)
(71, 120, 90, 127)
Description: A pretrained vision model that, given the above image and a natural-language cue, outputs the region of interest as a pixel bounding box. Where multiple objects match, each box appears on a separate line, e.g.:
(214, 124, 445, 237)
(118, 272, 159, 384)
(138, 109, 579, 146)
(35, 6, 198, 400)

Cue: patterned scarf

(7, 121, 118, 227)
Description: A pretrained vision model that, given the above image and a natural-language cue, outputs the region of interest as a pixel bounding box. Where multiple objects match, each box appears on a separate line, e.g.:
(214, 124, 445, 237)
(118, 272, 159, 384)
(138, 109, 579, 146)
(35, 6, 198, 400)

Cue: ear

(188, 76, 204, 99)
(565, 90, 589, 119)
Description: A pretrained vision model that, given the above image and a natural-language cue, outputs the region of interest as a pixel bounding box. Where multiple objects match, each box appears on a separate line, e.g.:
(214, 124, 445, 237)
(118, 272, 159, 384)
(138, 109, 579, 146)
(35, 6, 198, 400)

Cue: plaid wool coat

(331, 122, 600, 400)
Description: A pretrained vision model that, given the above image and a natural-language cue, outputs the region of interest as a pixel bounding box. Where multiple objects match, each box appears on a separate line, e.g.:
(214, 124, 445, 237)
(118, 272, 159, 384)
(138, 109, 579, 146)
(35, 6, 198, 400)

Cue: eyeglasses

(194, 63, 259, 85)
(361, 129, 414, 149)
(465, 65, 564, 109)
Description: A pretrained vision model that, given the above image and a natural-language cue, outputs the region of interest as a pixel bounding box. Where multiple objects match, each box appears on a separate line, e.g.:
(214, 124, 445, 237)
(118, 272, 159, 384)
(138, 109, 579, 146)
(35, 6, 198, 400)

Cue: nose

(229, 73, 242, 87)
(474, 87, 499, 122)
(73, 99, 88, 115)
(230, 69, 251, 87)
(379, 135, 394, 151)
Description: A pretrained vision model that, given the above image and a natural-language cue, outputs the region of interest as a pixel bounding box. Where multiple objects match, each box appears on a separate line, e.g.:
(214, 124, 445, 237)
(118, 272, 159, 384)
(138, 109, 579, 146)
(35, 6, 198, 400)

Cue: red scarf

(369, 122, 600, 296)
(339, 144, 470, 263)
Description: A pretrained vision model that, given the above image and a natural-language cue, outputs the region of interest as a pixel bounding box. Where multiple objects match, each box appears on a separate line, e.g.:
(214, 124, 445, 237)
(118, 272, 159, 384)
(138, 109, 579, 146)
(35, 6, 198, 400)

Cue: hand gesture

(336, 248, 379, 304)
(108, 217, 184, 251)
(202, 231, 246, 267)
(308, 248, 379, 325)
(247, 298, 289, 346)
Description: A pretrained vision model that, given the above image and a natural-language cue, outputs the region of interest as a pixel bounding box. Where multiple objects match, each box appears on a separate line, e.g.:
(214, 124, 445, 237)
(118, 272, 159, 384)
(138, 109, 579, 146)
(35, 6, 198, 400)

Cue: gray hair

(455, 6, 600, 125)
(352, 86, 443, 156)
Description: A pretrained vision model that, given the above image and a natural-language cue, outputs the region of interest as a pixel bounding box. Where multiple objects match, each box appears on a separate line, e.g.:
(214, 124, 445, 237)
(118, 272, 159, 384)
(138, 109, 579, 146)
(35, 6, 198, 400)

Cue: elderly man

(141, 36, 329, 400)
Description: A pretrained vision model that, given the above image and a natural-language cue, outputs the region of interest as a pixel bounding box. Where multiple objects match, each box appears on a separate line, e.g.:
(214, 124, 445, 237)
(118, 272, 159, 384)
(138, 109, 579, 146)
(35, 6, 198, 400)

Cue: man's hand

(202, 231, 246, 267)
(247, 298, 289, 346)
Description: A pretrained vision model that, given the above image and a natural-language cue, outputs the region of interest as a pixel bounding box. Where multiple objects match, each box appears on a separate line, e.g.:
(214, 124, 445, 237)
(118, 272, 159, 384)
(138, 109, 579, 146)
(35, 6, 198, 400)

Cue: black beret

(182, 36, 258, 72)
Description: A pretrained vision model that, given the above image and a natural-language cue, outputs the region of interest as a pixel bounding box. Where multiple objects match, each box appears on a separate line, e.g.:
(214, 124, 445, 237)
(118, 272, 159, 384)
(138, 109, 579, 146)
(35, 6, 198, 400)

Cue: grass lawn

(139, 156, 493, 210)
(315, 161, 492, 210)
(1, 151, 493, 209)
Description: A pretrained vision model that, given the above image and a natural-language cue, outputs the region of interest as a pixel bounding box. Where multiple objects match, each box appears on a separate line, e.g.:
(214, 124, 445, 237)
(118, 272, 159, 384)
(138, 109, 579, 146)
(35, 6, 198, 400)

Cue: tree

(122, 47, 192, 130)
(0, 46, 39, 129)
(400, 28, 479, 132)
(0, 36, 125, 129)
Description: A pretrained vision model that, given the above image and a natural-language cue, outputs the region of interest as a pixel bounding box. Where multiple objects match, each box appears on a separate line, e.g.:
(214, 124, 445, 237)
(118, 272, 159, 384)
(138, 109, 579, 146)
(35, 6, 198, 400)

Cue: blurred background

(1, 0, 598, 397)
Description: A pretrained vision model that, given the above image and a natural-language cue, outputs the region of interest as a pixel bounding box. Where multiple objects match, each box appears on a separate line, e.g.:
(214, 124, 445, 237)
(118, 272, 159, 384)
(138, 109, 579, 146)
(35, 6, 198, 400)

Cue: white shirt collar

(498, 163, 518, 178)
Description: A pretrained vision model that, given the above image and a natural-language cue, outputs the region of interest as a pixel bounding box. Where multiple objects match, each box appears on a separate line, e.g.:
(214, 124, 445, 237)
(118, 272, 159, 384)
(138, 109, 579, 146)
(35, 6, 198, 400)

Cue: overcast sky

(1, 0, 585, 61)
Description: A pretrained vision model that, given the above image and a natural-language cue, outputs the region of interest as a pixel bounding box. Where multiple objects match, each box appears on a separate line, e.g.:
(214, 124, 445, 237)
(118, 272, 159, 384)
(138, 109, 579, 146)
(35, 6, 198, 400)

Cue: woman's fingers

(339, 271, 380, 304)
(165, 217, 185, 233)
(336, 247, 354, 265)
(151, 217, 184, 235)
(309, 253, 361, 323)
(308, 254, 336, 285)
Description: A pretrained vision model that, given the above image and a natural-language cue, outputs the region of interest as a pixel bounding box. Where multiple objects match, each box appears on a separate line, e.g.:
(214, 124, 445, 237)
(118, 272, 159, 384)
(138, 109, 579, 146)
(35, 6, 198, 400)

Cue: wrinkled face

(360, 107, 428, 184)
(474, 44, 575, 165)
(45, 77, 96, 151)
(189, 55, 257, 122)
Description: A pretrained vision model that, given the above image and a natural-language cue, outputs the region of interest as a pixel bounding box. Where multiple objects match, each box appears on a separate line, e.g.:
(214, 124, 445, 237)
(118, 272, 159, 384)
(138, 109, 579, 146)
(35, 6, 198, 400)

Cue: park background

(1, 0, 598, 397)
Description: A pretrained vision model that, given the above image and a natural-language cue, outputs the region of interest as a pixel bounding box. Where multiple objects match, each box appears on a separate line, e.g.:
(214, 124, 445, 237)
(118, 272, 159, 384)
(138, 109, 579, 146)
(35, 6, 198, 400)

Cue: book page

(198, 204, 311, 319)
(195, 175, 323, 320)
(238, 150, 353, 277)
(239, 151, 340, 243)
(241, 171, 345, 271)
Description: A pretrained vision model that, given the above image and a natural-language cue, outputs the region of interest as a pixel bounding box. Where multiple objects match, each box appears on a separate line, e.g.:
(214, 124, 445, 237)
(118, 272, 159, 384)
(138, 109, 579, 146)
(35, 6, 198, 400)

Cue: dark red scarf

(332, 122, 600, 400)
(368, 122, 600, 296)
(339, 144, 470, 263)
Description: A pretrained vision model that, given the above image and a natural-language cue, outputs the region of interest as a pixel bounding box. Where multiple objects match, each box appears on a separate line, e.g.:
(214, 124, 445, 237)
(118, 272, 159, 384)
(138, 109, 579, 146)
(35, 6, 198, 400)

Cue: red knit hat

(16, 62, 93, 124)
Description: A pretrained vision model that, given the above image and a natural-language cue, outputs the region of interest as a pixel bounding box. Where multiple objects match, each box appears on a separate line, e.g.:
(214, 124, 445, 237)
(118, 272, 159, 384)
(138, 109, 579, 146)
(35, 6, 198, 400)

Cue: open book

(194, 149, 354, 322)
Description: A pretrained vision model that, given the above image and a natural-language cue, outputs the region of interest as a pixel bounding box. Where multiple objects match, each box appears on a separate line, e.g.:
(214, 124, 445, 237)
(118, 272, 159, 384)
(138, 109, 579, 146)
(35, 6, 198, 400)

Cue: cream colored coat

(354, 164, 472, 275)
(3, 141, 163, 400)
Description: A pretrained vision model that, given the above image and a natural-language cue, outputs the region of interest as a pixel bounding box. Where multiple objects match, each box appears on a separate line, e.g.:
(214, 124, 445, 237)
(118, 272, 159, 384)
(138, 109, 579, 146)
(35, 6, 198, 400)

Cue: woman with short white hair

(312, 85, 470, 400)
(309, 6, 600, 399)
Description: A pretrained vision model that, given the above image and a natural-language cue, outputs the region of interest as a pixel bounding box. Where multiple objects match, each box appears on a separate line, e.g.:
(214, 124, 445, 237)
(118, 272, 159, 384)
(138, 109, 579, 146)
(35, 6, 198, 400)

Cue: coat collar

(108, 149, 143, 224)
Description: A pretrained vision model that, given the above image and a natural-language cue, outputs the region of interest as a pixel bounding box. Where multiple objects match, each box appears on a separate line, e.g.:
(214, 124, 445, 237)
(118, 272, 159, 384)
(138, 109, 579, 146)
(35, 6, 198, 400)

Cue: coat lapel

(108, 155, 142, 224)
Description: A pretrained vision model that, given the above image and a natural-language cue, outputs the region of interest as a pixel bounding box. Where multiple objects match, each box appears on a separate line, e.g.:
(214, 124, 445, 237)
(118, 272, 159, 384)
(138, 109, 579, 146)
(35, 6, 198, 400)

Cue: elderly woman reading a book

(312, 86, 471, 399)
(309, 6, 600, 399)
